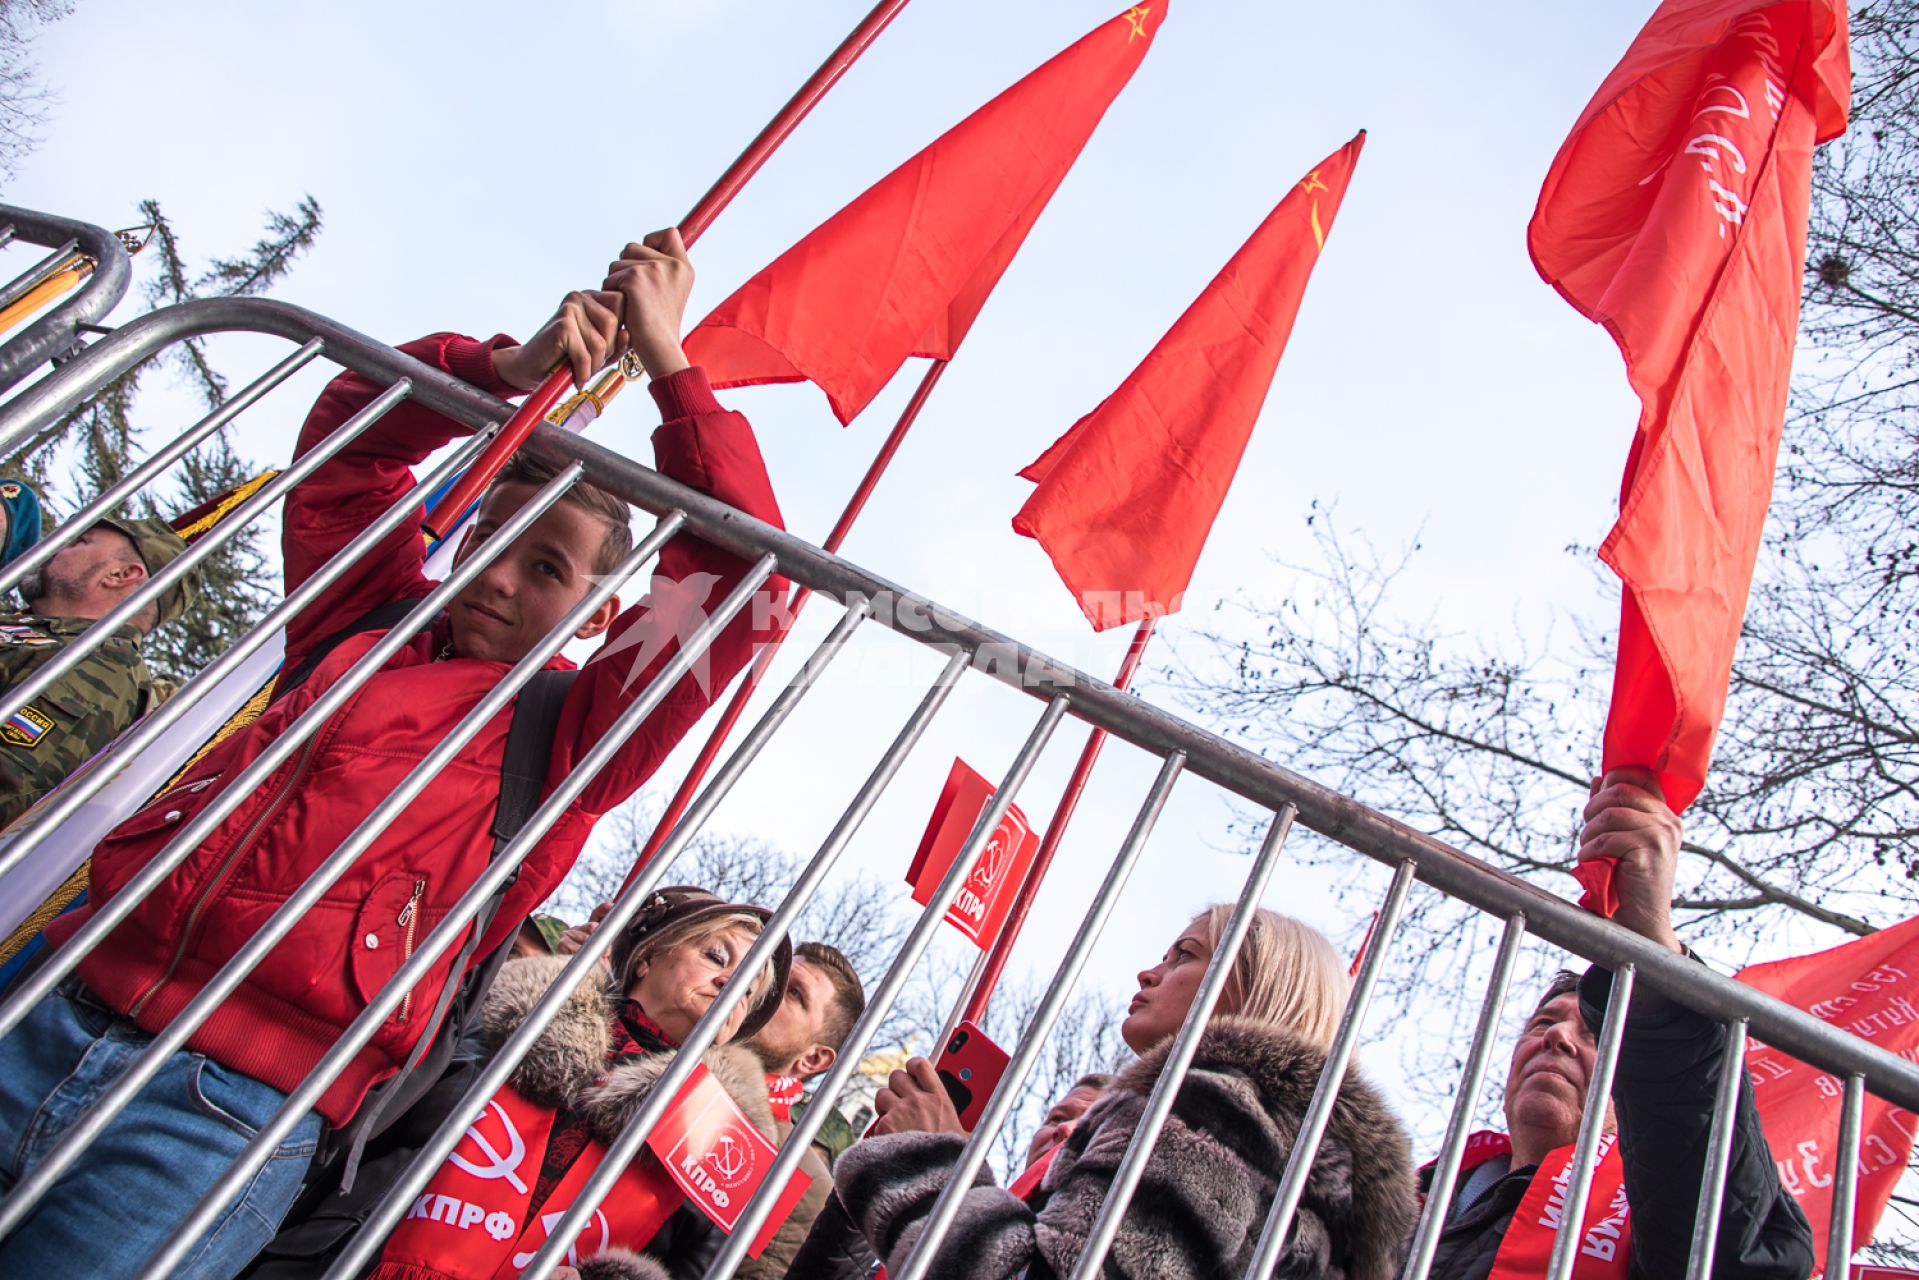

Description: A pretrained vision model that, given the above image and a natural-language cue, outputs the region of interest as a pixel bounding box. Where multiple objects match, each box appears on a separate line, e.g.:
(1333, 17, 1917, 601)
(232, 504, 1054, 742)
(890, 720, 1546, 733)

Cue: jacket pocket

(349, 871, 430, 1026)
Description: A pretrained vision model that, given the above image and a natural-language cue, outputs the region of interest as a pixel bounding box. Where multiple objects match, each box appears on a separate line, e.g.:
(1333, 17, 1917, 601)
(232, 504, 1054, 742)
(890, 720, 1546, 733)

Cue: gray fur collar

(478, 955, 776, 1148)
(1103, 1016, 1415, 1280)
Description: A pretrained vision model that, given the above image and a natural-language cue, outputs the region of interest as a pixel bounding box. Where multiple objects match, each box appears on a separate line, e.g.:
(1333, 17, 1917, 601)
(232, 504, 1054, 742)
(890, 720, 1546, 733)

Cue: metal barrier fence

(0, 204, 134, 397)
(0, 287, 1913, 1279)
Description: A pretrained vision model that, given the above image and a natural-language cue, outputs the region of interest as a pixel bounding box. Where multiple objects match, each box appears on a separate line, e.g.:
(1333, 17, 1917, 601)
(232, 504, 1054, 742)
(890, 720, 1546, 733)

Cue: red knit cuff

(648, 366, 724, 422)
(444, 333, 522, 397)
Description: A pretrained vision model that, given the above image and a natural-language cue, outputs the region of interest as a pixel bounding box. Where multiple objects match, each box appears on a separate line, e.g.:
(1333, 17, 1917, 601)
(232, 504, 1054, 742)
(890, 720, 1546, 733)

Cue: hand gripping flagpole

(958, 614, 1155, 1025)
(623, 356, 950, 885)
(420, 0, 916, 539)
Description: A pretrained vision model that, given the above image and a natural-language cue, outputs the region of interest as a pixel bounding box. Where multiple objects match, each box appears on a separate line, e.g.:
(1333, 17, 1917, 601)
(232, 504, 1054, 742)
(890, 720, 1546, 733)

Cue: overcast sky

(9, 0, 1679, 1135)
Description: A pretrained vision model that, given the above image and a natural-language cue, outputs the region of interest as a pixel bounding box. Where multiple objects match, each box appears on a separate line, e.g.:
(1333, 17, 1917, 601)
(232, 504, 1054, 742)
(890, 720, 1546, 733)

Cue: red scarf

(1008, 1141, 1063, 1202)
(765, 1074, 805, 1123)
(1486, 1133, 1631, 1280)
(370, 1086, 682, 1280)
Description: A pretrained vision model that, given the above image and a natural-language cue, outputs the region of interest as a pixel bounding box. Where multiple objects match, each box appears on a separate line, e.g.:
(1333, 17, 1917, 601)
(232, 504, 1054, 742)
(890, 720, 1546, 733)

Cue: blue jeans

(0, 989, 322, 1279)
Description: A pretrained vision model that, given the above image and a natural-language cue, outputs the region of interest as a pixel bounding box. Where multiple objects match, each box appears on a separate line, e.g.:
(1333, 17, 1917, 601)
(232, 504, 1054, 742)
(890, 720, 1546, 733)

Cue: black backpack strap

(332, 667, 580, 1188)
(273, 597, 429, 704)
(492, 667, 577, 856)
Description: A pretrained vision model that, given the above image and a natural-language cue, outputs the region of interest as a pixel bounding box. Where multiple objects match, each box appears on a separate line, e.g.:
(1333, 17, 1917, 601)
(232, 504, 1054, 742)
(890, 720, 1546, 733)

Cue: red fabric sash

(1488, 1135, 1631, 1280)
(371, 1086, 681, 1280)
(1008, 1141, 1063, 1202)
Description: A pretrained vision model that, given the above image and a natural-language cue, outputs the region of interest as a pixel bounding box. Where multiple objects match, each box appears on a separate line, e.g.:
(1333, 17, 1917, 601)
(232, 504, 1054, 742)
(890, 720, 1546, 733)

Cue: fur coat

(470, 956, 782, 1280)
(827, 1017, 1418, 1280)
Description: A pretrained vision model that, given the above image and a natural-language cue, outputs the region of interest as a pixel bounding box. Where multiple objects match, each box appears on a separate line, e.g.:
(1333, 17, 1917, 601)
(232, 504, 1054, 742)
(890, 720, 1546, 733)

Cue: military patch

(0, 623, 56, 648)
(1, 705, 55, 749)
(0, 482, 18, 499)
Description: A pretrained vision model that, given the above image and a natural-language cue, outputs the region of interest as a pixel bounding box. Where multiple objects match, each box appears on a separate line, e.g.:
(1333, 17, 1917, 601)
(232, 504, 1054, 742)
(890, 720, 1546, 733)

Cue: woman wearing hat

(329, 886, 792, 1280)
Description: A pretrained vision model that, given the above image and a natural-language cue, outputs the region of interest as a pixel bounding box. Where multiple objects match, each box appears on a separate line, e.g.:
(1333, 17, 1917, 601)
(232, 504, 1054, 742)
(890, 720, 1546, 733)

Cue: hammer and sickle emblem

(511, 1207, 609, 1269)
(448, 1098, 529, 1194)
(708, 1133, 749, 1183)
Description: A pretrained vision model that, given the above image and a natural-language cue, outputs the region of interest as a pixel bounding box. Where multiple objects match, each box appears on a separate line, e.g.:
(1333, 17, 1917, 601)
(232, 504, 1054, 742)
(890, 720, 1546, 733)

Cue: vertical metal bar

(1826, 1073, 1866, 1277)
(1245, 859, 1416, 1280)
(629, 357, 951, 879)
(1683, 1019, 1751, 1280)
(153, 544, 806, 1277)
(892, 752, 1187, 1280)
(1402, 913, 1528, 1280)
(0, 226, 16, 250)
(0, 464, 596, 1236)
(319, 554, 819, 1280)
(1544, 963, 1635, 1280)
(962, 615, 1157, 1027)
(0, 340, 324, 599)
(1068, 803, 1300, 1280)
(0, 239, 79, 311)
(0, 427, 498, 1015)
(517, 634, 970, 1280)
(0, 380, 411, 745)
(702, 694, 1073, 1280)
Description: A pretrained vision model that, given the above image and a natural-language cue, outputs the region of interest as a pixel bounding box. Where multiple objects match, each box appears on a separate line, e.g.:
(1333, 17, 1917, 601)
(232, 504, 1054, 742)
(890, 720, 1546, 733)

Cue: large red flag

(1528, 0, 1849, 909)
(1740, 915, 1919, 1274)
(1013, 132, 1364, 631)
(683, 3, 1165, 425)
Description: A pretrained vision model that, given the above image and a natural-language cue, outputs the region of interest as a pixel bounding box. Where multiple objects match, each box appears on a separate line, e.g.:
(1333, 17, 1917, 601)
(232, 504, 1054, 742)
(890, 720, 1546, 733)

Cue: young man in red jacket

(0, 230, 789, 1279)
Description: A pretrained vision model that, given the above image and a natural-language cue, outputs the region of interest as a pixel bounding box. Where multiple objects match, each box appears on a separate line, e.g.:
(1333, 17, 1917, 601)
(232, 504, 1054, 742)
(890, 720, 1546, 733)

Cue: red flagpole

(620, 357, 951, 888)
(960, 615, 1157, 1026)
(423, 0, 916, 538)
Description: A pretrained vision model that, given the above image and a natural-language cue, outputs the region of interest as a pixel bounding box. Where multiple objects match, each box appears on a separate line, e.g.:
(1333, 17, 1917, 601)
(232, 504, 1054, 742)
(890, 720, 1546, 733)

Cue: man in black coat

(1419, 767, 1815, 1279)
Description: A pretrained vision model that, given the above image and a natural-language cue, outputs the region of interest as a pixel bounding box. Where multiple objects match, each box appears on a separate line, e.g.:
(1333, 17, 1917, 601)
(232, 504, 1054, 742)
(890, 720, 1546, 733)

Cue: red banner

(646, 1064, 813, 1257)
(906, 758, 1041, 949)
(1526, 0, 1850, 900)
(1486, 1135, 1631, 1280)
(1740, 915, 1919, 1274)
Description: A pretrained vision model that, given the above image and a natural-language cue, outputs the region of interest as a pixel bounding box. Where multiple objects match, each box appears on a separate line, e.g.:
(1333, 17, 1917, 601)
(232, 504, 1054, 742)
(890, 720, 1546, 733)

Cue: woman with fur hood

(360, 886, 793, 1280)
(799, 905, 1418, 1280)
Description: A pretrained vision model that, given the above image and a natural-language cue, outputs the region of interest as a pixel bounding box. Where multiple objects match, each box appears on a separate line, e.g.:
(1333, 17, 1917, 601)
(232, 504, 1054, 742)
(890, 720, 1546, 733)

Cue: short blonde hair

(1193, 905, 1349, 1048)
(625, 911, 774, 1037)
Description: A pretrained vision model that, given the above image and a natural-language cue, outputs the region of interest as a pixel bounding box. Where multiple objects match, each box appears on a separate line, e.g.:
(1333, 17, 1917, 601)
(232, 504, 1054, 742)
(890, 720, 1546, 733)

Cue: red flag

(1739, 916, 1919, 1274)
(1527, 0, 1849, 910)
(905, 759, 1042, 951)
(1013, 132, 1364, 631)
(683, 4, 1164, 426)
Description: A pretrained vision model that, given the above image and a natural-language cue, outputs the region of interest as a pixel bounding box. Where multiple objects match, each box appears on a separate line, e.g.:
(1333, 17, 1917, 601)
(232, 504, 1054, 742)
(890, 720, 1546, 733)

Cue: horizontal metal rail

(1, 293, 1913, 1279)
(0, 205, 133, 394)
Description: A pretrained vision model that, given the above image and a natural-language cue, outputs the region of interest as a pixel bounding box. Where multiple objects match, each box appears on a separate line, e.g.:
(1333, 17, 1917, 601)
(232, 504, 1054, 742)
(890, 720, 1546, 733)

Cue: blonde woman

(822, 906, 1417, 1280)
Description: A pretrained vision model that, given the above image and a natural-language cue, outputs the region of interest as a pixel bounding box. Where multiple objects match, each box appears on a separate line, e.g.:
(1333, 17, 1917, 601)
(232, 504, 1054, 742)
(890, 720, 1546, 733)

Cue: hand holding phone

(866, 1022, 1012, 1138)
(932, 1021, 1011, 1131)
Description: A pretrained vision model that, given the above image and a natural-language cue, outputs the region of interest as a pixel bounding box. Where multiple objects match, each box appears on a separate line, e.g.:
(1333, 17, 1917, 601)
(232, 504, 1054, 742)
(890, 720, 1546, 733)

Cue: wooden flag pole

(423, 0, 916, 538)
(960, 614, 1157, 1026)
(620, 357, 950, 888)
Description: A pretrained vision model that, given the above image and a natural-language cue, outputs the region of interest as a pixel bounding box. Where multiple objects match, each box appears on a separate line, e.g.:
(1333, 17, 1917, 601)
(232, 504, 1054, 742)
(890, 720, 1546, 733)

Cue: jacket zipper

(128, 734, 322, 1018)
(396, 879, 425, 1021)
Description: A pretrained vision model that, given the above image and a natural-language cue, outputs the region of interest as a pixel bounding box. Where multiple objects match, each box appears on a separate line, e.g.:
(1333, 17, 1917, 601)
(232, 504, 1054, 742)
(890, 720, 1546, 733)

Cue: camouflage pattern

(93, 516, 194, 626)
(0, 613, 154, 830)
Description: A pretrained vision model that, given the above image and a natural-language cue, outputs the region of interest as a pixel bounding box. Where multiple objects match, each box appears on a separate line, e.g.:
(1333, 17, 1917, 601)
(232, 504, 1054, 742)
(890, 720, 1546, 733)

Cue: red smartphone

(933, 1020, 1011, 1131)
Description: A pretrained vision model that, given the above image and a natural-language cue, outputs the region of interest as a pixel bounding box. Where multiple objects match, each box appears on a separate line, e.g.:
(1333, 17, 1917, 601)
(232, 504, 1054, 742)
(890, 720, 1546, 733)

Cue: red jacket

(48, 335, 787, 1125)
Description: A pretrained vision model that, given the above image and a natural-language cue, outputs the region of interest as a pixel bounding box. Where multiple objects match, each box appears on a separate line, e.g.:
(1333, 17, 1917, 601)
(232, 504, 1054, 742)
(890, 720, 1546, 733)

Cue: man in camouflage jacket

(0, 509, 194, 829)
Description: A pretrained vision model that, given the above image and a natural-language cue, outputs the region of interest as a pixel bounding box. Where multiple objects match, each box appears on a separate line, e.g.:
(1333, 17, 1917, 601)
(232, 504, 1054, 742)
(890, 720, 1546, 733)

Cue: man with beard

(0, 513, 192, 829)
